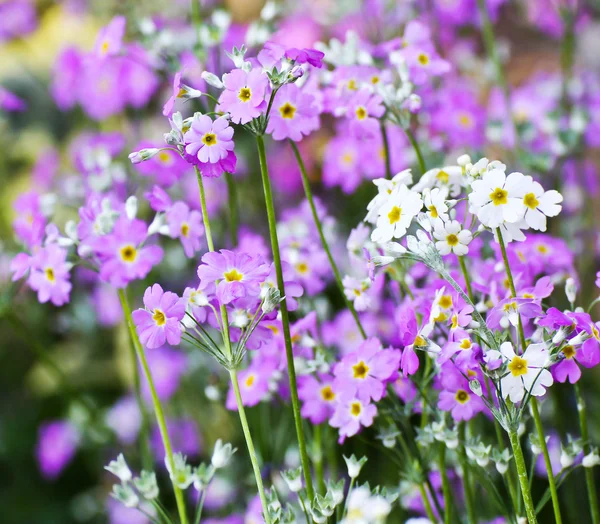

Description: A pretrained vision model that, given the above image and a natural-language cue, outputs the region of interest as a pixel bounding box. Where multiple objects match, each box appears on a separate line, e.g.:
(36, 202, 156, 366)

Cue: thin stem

(118, 288, 188, 524)
(574, 381, 600, 524)
(508, 427, 538, 524)
(196, 167, 272, 523)
(458, 256, 473, 301)
(314, 424, 326, 494)
(230, 369, 273, 524)
(380, 120, 392, 179)
(458, 423, 476, 524)
(417, 482, 439, 523)
(256, 134, 315, 502)
(405, 128, 426, 176)
(530, 399, 562, 523)
(438, 445, 453, 524)
(289, 140, 367, 339)
(225, 172, 239, 245)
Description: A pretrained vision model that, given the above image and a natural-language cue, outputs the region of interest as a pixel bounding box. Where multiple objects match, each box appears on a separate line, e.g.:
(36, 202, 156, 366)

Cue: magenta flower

(218, 68, 269, 124)
(166, 201, 204, 257)
(51, 47, 82, 110)
(0, 1, 37, 43)
(346, 88, 385, 139)
(36, 420, 79, 480)
(298, 374, 337, 424)
(226, 358, 277, 409)
(133, 141, 189, 187)
(143, 346, 188, 400)
(92, 216, 163, 288)
(197, 250, 269, 305)
(145, 185, 173, 212)
(184, 114, 235, 164)
(12, 191, 45, 248)
(284, 47, 324, 68)
(132, 284, 185, 349)
(266, 83, 320, 141)
(26, 244, 72, 306)
(94, 16, 126, 58)
(333, 337, 401, 402)
(330, 396, 377, 443)
(0, 86, 26, 112)
(162, 71, 182, 116)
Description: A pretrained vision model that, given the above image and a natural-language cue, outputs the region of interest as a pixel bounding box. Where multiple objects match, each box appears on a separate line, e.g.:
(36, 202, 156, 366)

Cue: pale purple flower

(133, 141, 189, 187)
(106, 396, 142, 445)
(260, 262, 303, 311)
(0, 86, 26, 111)
(218, 68, 269, 124)
(197, 250, 269, 305)
(266, 83, 320, 141)
(92, 216, 163, 288)
(145, 185, 173, 212)
(51, 47, 83, 110)
(298, 374, 337, 424)
(184, 114, 235, 164)
(132, 284, 185, 349)
(225, 357, 277, 408)
(166, 201, 204, 257)
(27, 244, 72, 306)
(487, 297, 544, 329)
(151, 418, 202, 460)
(162, 71, 182, 116)
(144, 346, 188, 400)
(330, 396, 377, 443)
(346, 88, 385, 139)
(94, 16, 126, 58)
(0, 1, 37, 43)
(36, 421, 79, 480)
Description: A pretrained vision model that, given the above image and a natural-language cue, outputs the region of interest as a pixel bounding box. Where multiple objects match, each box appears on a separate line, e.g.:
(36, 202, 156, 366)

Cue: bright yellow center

(158, 151, 172, 164)
(352, 361, 370, 379)
(350, 401, 362, 416)
(446, 234, 459, 246)
(347, 79, 357, 90)
(238, 87, 252, 102)
(436, 170, 449, 183)
(523, 192, 539, 210)
(181, 223, 189, 237)
(490, 187, 508, 206)
(371, 75, 380, 84)
(152, 309, 166, 326)
(223, 268, 243, 282)
(417, 53, 430, 65)
(101, 41, 109, 54)
(429, 205, 438, 218)
(451, 314, 459, 329)
(508, 356, 528, 377)
(388, 206, 402, 224)
(296, 262, 309, 274)
(455, 389, 470, 404)
(458, 113, 473, 128)
(537, 244, 548, 254)
(279, 102, 296, 119)
(562, 345, 575, 359)
(120, 245, 137, 263)
(342, 152, 354, 165)
(460, 338, 472, 350)
(245, 374, 255, 388)
(45, 268, 55, 282)
(439, 295, 453, 309)
(202, 133, 217, 146)
(321, 385, 335, 402)
(414, 335, 426, 347)
(355, 106, 367, 120)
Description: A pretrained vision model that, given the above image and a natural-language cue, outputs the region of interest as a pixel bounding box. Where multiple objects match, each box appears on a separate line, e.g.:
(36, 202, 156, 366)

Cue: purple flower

(94, 16, 126, 59)
(330, 396, 377, 443)
(133, 141, 189, 187)
(132, 284, 185, 349)
(144, 346, 188, 400)
(266, 83, 320, 141)
(298, 374, 337, 424)
(0, 86, 26, 111)
(106, 396, 142, 445)
(184, 114, 235, 164)
(92, 216, 163, 288)
(51, 47, 83, 110)
(12, 191, 45, 248)
(437, 364, 485, 421)
(0, 1, 37, 43)
(333, 337, 401, 402)
(145, 185, 173, 212)
(197, 250, 269, 305)
(260, 262, 304, 311)
(218, 68, 269, 124)
(162, 71, 183, 116)
(151, 418, 202, 460)
(166, 201, 204, 257)
(226, 358, 278, 408)
(345, 88, 385, 139)
(285, 47, 324, 68)
(26, 244, 72, 306)
(36, 421, 79, 480)
(487, 297, 544, 329)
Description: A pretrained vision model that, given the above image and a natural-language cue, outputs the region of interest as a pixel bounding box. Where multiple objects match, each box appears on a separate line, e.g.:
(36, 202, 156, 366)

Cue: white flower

(105, 454, 132, 483)
(112, 483, 139, 508)
(365, 169, 413, 224)
(211, 439, 237, 469)
(371, 184, 423, 243)
(412, 166, 463, 197)
(343, 275, 373, 311)
(341, 486, 391, 524)
(432, 219, 472, 256)
(343, 454, 368, 479)
(494, 220, 528, 243)
(520, 181, 562, 231)
(422, 187, 449, 220)
(469, 170, 530, 228)
(583, 448, 600, 468)
(498, 342, 553, 403)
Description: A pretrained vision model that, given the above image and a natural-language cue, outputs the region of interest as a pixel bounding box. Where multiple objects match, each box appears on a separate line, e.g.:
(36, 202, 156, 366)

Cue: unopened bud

(128, 148, 159, 164)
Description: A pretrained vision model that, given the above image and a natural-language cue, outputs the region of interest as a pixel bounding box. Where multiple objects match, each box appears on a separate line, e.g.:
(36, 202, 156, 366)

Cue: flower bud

(583, 449, 600, 468)
(133, 471, 159, 500)
(343, 454, 367, 479)
(281, 467, 303, 492)
(211, 439, 237, 469)
(105, 454, 132, 482)
(457, 154, 471, 167)
(201, 71, 225, 89)
(112, 483, 139, 508)
(128, 148, 159, 164)
(565, 278, 577, 304)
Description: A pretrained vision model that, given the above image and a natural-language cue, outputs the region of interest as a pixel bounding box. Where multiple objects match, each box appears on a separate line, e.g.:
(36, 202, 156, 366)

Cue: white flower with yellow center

(422, 187, 449, 221)
(364, 169, 413, 224)
(432, 219, 472, 256)
(371, 184, 423, 243)
(494, 341, 553, 403)
(413, 165, 463, 197)
(520, 180, 563, 231)
(468, 169, 529, 228)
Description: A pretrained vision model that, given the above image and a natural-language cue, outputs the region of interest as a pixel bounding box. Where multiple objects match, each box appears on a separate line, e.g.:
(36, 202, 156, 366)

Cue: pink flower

(94, 15, 126, 59)
(330, 396, 377, 443)
(197, 250, 269, 305)
(132, 284, 185, 349)
(36, 420, 80, 479)
(92, 216, 163, 288)
(26, 244, 72, 306)
(163, 71, 182, 116)
(226, 358, 278, 408)
(438, 387, 485, 421)
(346, 88, 385, 139)
(166, 201, 204, 257)
(184, 114, 235, 164)
(266, 83, 320, 141)
(298, 374, 337, 424)
(218, 68, 269, 124)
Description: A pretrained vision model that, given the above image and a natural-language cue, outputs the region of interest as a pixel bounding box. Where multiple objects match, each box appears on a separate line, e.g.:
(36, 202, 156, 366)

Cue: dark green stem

(438, 445, 453, 524)
(224, 172, 239, 245)
(509, 427, 538, 523)
(405, 128, 426, 176)
(380, 120, 392, 179)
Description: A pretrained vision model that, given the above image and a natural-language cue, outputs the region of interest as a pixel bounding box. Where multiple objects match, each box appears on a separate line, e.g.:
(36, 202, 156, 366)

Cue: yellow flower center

(417, 52, 430, 65)
(350, 401, 362, 416)
(490, 187, 508, 206)
(371, 75, 380, 84)
(152, 309, 166, 326)
(460, 338, 472, 350)
(562, 345, 576, 359)
(524, 192, 539, 210)
(296, 262, 309, 274)
(342, 152, 354, 165)
(223, 268, 243, 282)
(455, 389, 470, 404)
(446, 234, 459, 246)
(45, 268, 55, 282)
(439, 295, 453, 309)
(537, 244, 548, 254)
(429, 205, 438, 218)
(508, 356, 528, 377)
(120, 245, 137, 263)
(245, 374, 256, 388)
(458, 113, 473, 128)
(101, 41, 109, 54)
(181, 223, 189, 237)
(352, 361, 370, 379)
(347, 79, 357, 90)
(436, 170, 449, 183)
(238, 87, 252, 102)
(321, 385, 335, 402)
(355, 106, 367, 120)
(202, 133, 217, 146)
(414, 335, 426, 347)
(279, 102, 296, 119)
(177, 87, 186, 98)
(158, 151, 172, 164)
(387, 206, 402, 224)
(451, 314, 459, 330)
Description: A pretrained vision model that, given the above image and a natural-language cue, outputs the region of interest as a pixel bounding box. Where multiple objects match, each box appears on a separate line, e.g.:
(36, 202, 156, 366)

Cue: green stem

(530, 399, 562, 523)
(508, 427, 538, 523)
(314, 424, 326, 494)
(118, 288, 188, 524)
(196, 167, 272, 523)
(405, 128, 426, 176)
(417, 482, 439, 523)
(458, 256, 473, 301)
(256, 134, 315, 502)
(438, 445, 453, 524)
(289, 140, 367, 340)
(225, 172, 239, 246)
(380, 120, 392, 179)
(458, 423, 476, 524)
(230, 369, 272, 524)
(574, 381, 600, 524)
